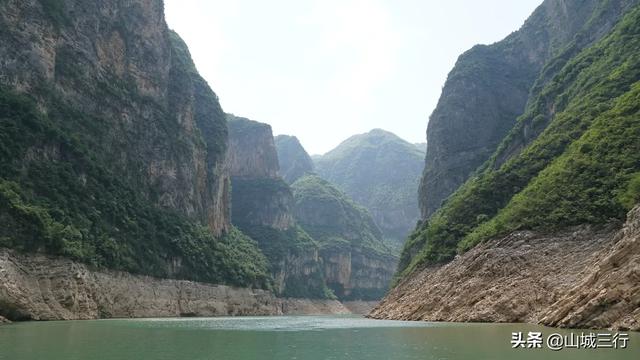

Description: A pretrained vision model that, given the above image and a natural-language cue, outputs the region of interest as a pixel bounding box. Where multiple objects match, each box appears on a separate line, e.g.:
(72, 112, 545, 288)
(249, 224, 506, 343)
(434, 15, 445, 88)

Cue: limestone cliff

(292, 175, 397, 300)
(228, 115, 293, 229)
(420, 0, 638, 219)
(227, 114, 280, 179)
(274, 135, 314, 184)
(0, 0, 269, 287)
(0, 0, 230, 233)
(0, 248, 362, 320)
(227, 116, 328, 298)
(370, 205, 640, 331)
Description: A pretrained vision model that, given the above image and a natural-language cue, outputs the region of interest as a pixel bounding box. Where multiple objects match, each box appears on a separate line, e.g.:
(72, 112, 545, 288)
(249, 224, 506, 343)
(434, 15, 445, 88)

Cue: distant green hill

(314, 129, 425, 248)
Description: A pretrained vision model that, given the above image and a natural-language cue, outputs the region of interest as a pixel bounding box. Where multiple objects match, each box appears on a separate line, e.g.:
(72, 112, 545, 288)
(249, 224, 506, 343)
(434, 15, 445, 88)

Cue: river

(0, 316, 637, 359)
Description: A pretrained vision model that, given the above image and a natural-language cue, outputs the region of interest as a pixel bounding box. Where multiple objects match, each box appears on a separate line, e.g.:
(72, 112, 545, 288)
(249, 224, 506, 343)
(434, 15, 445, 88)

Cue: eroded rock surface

(370, 206, 640, 330)
(0, 248, 374, 321)
(541, 206, 640, 330)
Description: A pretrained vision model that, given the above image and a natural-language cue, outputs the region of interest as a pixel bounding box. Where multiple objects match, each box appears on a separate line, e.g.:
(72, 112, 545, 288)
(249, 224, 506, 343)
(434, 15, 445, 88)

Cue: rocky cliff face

(292, 175, 397, 300)
(231, 178, 295, 231)
(420, 0, 638, 219)
(0, 248, 363, 320)
(376, 2, 640, 330)
(228, 115, 293, 229)
(227, 114, 280, 179)
(314, 129, 425, 246)
(0, 0, 278, 286)
(274, 135, 314, 184)
(370, 205, 640, 331)
(0, 0, 230, 234)
(227, 116, 328, 298)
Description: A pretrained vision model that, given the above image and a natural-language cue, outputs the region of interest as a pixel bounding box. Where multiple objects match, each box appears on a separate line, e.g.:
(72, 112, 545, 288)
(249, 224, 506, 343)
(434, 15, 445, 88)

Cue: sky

(164, 0, 542, 155)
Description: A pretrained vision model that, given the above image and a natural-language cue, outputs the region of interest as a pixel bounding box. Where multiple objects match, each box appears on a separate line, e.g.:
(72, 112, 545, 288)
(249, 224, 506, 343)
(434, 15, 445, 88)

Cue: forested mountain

(314, 129, 425, 247)
(419, 0, 639, 219)
(229, 117, 398, 300)
(372, 0, 640, 330)
(0, 0, 269, 288)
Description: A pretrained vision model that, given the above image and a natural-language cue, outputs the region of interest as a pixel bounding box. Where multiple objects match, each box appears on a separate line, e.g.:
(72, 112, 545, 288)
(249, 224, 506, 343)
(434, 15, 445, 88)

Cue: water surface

(0, 316, 637, 359)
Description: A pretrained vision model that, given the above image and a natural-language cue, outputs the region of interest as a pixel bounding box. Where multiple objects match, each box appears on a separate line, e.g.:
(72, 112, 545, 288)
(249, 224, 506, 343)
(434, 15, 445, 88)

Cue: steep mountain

(227, 115, 330, 298)
(314, 129, 425, 246)
(372, 1, 640, 329)
(274, 135, 314, 184)
(420, 0, 639, 219)
(291, 175, 397, 300)
(0, 0, 269, 287)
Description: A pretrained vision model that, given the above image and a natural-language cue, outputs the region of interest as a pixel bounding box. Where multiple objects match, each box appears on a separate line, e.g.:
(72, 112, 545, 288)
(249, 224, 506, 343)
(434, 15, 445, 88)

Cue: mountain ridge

(314, 128, 425, 247)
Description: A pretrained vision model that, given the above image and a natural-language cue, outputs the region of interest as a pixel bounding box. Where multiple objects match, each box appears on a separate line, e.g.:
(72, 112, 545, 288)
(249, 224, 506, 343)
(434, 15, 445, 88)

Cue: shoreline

(0, 248, 378, 322)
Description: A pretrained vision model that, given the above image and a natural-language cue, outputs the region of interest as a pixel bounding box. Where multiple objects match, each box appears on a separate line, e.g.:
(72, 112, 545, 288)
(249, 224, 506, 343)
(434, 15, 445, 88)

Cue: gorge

(0, 0, 639, 352)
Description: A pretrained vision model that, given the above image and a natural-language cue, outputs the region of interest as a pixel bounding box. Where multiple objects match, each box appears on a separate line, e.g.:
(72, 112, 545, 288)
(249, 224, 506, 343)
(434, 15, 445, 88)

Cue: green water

(0, 316, 637, 360)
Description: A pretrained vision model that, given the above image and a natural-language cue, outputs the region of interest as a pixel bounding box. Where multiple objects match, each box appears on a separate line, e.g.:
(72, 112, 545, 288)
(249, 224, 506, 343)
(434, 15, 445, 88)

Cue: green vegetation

(619, 172, 640, 210)
(291, 175, 393, 257)
(235, 224, 332, 299)
(314, 129, 424, 247)
(0, 81, 270, 289)
(398, 6, 640, 280)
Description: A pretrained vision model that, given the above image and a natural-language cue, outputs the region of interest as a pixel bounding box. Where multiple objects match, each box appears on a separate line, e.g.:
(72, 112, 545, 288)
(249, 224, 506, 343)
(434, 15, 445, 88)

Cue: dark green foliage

(291, 175, 393, 257)
(168, 31, 199, 75)
(230, 175, 332, 298)
(398, 6, 640, 279)
(462, 83, 640, 250)
(279, 273, 336, 299)
(0, 85, 270, 288)
(238, 224, 331, 299)
(619, 172, 640, 210)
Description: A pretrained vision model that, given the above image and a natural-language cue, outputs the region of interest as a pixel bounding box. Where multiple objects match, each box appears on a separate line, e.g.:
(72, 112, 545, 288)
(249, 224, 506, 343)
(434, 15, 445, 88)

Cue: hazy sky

(164, 0, 542, 155)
